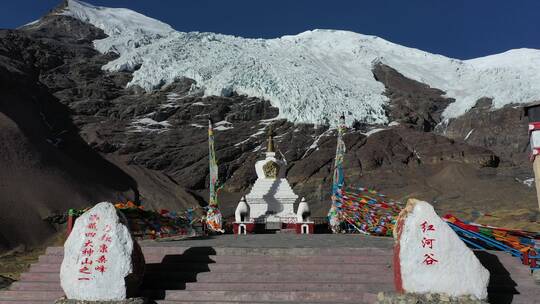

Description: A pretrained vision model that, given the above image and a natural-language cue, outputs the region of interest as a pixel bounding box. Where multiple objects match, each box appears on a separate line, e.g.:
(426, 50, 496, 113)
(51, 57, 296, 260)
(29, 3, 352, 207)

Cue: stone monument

(393, 199, 489, 300)
(60, 202, 145, 301)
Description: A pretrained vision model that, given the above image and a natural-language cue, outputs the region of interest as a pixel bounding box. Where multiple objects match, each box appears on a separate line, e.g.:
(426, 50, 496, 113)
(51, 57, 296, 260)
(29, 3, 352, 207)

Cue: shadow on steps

(474, 251, 518, 304)
(138, 246, 216, 300)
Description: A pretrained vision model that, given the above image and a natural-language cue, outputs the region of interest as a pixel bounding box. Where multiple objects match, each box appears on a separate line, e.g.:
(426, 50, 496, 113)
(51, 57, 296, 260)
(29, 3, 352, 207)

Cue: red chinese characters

(94, 226, 111, 275)
(423, 253, 439, 265)
(78, 213, 100, 281)
(420, 220, 438, 266)
(79, 265, 91, 275)
(81, 247, 94, 256)
(98, 244, 108, 254)
(100, 234, 112, 243)
(420, 220, 435, 233)
(421, 237, 435, 249)
(95, 264, 106, 273)
(96, 255, 107, 264)
(76, 212, 111, 280)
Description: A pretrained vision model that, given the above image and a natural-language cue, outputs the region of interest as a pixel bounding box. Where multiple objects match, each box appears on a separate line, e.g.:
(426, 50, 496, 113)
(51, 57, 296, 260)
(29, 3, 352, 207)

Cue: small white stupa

(234, 127, 302, 232)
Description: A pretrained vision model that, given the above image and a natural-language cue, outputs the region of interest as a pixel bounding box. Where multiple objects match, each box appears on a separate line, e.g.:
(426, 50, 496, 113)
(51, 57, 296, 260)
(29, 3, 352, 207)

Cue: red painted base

(295, 223, 314, 234)
(393, 216, 405, 293)
(233, 222, 256, 234)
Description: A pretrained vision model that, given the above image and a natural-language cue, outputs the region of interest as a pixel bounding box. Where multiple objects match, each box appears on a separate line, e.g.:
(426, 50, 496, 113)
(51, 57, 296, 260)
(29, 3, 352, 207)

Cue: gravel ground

(375, 292, 488, 304)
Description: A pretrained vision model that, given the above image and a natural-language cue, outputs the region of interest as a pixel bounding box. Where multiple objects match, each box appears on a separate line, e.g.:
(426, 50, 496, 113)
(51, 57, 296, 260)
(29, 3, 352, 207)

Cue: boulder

(393, 199, 489, 300)
(60, 202, 145, 301)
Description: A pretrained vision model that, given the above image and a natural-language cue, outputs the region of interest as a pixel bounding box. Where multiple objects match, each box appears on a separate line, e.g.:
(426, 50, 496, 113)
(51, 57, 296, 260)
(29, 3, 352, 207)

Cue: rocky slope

(0, 1, 538, 251)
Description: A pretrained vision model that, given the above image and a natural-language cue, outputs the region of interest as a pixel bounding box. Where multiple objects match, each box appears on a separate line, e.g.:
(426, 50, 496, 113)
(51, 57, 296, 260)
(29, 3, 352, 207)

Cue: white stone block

(235, 197, 250, 222)
(60, 202, 144, 301)
(296, 198, 311, 222)
(394, 199, 489, 300)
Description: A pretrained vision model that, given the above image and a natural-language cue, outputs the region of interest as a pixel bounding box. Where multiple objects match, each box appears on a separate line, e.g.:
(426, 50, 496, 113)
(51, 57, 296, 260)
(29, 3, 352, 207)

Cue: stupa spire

(267, 125, 275, 153)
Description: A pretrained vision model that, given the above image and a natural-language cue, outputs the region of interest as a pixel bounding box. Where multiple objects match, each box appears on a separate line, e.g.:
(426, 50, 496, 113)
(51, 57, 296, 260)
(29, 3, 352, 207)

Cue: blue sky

(1, 0, 539, 59)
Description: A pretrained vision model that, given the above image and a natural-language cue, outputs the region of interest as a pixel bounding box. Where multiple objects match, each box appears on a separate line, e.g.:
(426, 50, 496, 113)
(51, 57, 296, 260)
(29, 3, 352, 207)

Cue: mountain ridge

(46, 0, 540, 126)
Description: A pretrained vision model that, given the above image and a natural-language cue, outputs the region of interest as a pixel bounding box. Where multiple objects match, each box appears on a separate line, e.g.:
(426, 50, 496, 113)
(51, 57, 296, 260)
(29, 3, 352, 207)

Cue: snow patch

(214, 120, 233, 131)
(363, 128, 386, 136)
(302, 130, 332, 158)
(517, 177, 534, 188)
(464, 129, 475, 141)
(191, 102, 208, 106)
(129, 117, 171, 133)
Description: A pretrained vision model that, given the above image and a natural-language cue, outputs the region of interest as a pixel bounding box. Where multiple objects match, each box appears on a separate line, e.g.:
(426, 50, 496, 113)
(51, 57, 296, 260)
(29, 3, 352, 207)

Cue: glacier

(61, 0, 540, 126)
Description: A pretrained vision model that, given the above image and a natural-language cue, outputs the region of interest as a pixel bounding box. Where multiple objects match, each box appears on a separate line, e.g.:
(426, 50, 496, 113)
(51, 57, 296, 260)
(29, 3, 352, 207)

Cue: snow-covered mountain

(60, 0, 540, 126)
(3, 0, 539, 252)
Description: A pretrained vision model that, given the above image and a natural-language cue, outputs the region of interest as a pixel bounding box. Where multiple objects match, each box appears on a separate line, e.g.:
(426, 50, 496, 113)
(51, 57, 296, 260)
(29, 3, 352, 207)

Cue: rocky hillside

(0, 1, 538, 251)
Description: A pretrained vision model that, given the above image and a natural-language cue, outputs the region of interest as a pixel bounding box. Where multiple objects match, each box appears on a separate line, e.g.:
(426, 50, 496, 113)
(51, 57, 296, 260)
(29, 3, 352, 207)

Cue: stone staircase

(1, 244, 538, 304)
(0, 246, 395, 304)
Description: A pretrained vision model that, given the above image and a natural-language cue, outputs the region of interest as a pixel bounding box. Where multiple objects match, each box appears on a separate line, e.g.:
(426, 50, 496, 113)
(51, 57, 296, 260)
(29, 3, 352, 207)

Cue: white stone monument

(393, 199, 489, 300)
(60, 202, 145, 301)
(235, 197, 250, 223)
(244, 130, 298, 222)
(234, 128, 305, 232)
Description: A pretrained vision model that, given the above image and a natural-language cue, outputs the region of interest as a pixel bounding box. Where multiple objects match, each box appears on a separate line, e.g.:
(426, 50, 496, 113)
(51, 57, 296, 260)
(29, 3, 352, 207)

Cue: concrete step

(45, 246, 394, 257)
(39, 254, 392, 265)
(160, 290, 377, 303)
(0, 290, 64, 301)
(29, 262, 392, 274)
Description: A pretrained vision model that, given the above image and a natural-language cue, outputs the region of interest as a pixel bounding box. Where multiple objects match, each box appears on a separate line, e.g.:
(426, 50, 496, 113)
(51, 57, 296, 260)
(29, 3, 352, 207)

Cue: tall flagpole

(206, 119, 224, 233)
(328, 114, 346, 233)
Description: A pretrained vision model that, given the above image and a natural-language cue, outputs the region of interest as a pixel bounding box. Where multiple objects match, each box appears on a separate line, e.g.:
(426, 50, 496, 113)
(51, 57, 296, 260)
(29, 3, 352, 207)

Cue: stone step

(183, 282, 394, 293)
(0, 290, 64, 301)
(29, 262, 392, 274)
(156, 302, 341, 304)
(0, 301, 52, 304)
(20, 271, 393, 284)
(9, 282, 61, 291)
(148, 271, 394, 284)
(39, 254, 392, 265)
(488, 293, 540, 304)
(7, 281, 392, 293)
(19, 273, 59, 282)
(160, 290, 378, 303)
(276, 229, 297, 234)
(11, 281, 525, 295)
(45, 246, 394, 257)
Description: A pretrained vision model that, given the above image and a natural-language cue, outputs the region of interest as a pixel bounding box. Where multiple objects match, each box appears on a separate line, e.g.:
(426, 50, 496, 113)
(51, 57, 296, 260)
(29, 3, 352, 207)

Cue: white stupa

(242, 128, 299, 225)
